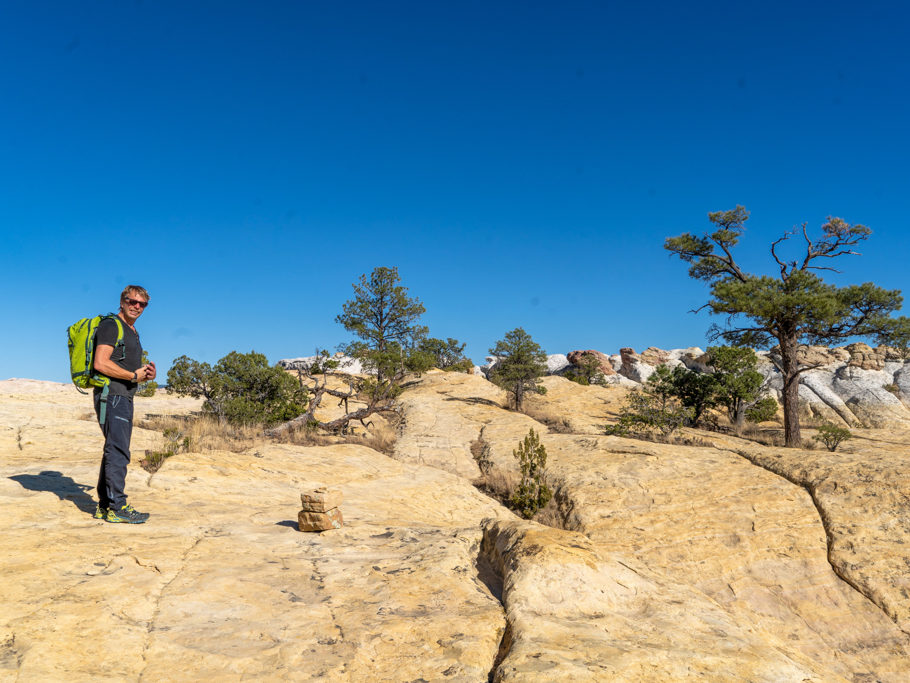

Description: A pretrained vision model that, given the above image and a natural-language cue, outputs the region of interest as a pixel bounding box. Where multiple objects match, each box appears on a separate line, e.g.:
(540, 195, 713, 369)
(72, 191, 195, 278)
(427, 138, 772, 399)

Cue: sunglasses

(124, 298, 149, 309)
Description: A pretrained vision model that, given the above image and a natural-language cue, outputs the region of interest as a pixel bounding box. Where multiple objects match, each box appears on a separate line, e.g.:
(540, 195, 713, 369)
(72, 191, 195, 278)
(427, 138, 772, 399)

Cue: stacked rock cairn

(299, 488, 343, 532)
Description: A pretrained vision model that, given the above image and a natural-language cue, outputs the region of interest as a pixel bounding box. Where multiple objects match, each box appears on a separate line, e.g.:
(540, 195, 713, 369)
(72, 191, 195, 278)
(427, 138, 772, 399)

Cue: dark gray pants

(94, 392, 133, 510)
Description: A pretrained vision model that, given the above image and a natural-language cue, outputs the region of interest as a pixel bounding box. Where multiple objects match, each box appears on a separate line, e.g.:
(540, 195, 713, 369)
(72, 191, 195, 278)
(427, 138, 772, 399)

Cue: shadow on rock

(9, 471, 96, 514)
(444, 396, 502, 408)
(275, 520, 299, 530)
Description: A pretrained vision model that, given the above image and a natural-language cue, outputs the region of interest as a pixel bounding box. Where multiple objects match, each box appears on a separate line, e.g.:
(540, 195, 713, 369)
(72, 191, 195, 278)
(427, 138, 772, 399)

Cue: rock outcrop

(531, 343, 910, 429)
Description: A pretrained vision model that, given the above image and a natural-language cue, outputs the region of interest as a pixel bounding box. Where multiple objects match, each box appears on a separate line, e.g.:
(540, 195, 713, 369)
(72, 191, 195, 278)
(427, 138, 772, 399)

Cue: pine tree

(666, 207, 906, 446)
(336, 266, 427, 383)
(488, 328, 548, 411)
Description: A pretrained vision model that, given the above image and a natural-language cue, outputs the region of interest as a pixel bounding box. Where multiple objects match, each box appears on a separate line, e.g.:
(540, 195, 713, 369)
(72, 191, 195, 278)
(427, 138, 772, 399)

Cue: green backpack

(67, 313, 125, 424)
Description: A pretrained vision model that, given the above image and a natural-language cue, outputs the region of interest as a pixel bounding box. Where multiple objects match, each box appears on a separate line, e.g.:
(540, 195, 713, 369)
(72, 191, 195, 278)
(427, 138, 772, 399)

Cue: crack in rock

(137, 532, 208, 681)
(728, 446, 910, 636)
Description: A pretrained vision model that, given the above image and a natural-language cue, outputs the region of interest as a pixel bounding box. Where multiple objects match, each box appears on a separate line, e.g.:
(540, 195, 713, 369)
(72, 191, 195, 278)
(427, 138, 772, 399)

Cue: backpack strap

(109, 314, 127, 362)
(97, 382, 111, 426)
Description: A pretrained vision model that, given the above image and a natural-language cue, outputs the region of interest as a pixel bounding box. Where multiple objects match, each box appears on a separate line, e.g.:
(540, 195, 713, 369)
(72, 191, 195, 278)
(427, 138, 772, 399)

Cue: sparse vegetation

(336, 266, 428, 384)
(510, 428, 552, 519)
(813, 422, 852, 452)
(140, 426, 191, 473)
(745, 396, 778, 423)
(470, 431, 494, 475)
(707, 346, 774, 431)
(883, 383, 901, 396)
(488, 328, 548, 411)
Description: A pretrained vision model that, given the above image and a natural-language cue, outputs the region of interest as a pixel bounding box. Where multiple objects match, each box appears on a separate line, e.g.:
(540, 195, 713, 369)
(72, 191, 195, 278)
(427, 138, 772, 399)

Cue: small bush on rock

(606, 388, 693, 439)
(141, 427, 191, 473)
(814, 422, 852, 452)
(510, 428, 552, 519)
(564, 354, 606, 386)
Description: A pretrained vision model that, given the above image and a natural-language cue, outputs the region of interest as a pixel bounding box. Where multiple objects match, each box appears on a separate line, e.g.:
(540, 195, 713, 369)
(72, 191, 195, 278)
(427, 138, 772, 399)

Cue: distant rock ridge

(280, 343, 910, 428)
(473, 343, 910, 428)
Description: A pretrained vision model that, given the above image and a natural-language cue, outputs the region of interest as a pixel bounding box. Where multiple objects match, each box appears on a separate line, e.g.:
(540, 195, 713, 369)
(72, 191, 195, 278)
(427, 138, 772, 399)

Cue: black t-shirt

(94, 316, 143, 397)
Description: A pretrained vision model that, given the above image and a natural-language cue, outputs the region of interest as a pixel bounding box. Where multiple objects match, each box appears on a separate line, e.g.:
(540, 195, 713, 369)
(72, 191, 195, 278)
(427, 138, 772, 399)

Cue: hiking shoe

(93, 504, 107, 520)
(105, 504, 150, 524)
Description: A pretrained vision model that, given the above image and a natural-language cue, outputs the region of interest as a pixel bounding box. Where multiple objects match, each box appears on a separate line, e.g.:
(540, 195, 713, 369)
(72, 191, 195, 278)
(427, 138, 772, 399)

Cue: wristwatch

(132, 371, 138, 382)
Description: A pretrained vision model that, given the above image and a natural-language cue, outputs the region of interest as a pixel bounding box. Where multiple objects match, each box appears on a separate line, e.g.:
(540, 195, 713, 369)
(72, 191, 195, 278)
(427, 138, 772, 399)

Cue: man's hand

(144, 361, 157, 381)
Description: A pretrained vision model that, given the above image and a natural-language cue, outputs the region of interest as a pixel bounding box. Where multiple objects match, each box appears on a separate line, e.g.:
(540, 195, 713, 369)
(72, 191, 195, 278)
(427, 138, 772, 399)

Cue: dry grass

(473, 470, 518, 507)
(139, 414, 263, 453)
(522, 404, 574, 434)
(740, 424, 786, 448)
(533, 495, 568, 530)
(139, 410, 401, 458)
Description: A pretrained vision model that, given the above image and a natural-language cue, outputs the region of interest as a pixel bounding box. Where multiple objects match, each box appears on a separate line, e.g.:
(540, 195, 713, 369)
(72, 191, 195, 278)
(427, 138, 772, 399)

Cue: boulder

(672, 347, 709, 373)
(566, 350, 616, 376)
(480, 356, 499, 378)
(546, 354, 571, 375)
(618, 347, 655, 384)
(798, 345, 842, 367)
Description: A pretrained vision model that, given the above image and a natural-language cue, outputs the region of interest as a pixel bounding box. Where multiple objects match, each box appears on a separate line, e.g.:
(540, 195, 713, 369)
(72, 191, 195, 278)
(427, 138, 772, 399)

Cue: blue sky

(3, 1, 909, 382)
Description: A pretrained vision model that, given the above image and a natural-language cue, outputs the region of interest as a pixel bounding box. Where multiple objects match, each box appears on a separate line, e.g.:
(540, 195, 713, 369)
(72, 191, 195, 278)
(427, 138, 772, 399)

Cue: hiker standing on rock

(92, 285, 156, 523)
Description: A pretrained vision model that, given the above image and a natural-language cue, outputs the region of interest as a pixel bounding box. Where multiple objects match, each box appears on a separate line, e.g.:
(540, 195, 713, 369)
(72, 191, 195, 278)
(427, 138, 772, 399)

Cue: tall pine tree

(666, 207, 906, 446)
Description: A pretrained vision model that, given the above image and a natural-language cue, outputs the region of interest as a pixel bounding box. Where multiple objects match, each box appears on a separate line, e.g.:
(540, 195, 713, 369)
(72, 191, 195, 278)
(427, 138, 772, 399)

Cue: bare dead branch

(770, 234, 790, 278)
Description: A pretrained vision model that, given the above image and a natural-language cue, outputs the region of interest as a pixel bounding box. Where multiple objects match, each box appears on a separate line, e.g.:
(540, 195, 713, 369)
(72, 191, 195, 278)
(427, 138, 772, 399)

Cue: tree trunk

(778, 327, 801, 447)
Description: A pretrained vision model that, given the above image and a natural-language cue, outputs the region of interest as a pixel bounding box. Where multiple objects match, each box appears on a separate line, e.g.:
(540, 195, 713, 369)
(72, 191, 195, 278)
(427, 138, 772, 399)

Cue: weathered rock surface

(1, 380, 511, 681)
(396, 372, 910, 680)
(704, 428, 910, 636)
(484, 520, 838, 681)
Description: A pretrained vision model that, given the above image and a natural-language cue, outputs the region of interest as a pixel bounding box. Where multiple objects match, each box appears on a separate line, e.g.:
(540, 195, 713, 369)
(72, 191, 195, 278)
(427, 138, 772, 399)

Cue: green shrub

(510, 428, 552, 519)
(745, 396, 778, 423)
(564, 354, 606, 386)
(418, 337, 474, 372)
(167, 351, 308, 426)
(607, 388, 694, 438)
(813, 422, 852, 452)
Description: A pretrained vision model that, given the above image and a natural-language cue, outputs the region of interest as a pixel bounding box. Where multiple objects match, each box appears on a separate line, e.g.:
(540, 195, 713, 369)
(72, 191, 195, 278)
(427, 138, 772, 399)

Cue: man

(92, 285, 157, 523)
